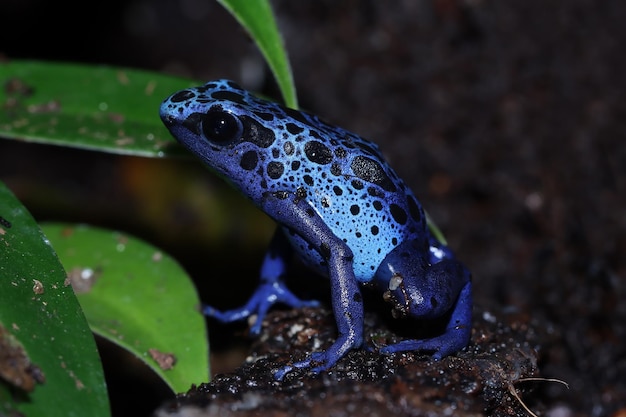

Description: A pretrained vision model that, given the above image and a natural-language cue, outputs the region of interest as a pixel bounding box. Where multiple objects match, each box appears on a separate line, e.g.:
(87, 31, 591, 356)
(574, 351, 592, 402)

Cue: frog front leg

(203, 228, 319, 335)
(261, 190, 365, 380)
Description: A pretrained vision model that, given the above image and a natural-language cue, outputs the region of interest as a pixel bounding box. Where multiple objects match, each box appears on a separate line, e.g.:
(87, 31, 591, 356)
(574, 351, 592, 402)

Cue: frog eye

(201, 110, 242, 143)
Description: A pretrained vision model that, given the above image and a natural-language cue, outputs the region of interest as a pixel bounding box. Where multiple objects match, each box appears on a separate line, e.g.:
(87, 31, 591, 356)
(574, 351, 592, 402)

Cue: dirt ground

(1, 1, 624, 416)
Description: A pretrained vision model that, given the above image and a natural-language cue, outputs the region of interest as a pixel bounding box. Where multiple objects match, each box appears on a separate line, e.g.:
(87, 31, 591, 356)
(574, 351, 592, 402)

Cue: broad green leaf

(41, 223, 210, 393)
(0, 60, 196, 157)
(217, 0, 297, 108)
(0, 182, 110, 417)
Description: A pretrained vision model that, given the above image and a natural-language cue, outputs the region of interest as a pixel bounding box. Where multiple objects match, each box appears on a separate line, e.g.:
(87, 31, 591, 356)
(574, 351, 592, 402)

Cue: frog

(159, 79, 472, 380)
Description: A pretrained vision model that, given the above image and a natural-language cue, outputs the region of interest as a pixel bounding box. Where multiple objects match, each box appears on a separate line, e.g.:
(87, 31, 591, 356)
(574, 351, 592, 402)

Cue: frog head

(159, 80, 279, 199)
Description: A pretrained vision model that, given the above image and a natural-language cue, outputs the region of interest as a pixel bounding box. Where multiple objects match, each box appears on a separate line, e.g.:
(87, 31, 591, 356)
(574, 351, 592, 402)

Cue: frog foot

(379, 327, 470, 360)
(274, 323, 363, 380)
(203, 282, 319, 335)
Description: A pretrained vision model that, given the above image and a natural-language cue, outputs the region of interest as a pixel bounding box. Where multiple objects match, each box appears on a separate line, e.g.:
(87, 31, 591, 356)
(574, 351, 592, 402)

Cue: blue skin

(160, 80, 472, 379)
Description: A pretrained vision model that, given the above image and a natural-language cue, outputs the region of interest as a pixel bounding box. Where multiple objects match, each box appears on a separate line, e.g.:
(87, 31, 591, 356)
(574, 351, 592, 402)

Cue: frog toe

(203, 282, 321, 335)
(202, 304, 251, 323)
(380, 330, 469, 359)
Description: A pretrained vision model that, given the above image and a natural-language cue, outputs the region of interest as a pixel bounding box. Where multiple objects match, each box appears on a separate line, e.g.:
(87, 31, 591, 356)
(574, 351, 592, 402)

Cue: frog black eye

(201, 110, 242, 143)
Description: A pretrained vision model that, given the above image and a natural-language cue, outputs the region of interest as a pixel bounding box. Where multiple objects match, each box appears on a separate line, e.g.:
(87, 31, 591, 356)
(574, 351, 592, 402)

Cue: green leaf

(426, 211, 448, 246)
(0, 182, 110, 417)
(217, 0, 298, 108)
(41, 223, 210, 393)
(0, 60, 197, 157)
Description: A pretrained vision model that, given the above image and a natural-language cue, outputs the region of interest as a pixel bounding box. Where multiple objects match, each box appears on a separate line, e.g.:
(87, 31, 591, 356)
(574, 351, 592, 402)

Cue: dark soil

(1, 1, 624, 416)
(157, 306, 544, 417)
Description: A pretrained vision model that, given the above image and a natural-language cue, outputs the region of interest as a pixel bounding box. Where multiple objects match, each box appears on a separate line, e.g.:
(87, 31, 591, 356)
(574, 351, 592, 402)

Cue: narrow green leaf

(41, 223, 210, 393)
(217, 0, 298, 108)
(426, 211, 448, 246)
(0, 182, 110, 417)
(0, 60, 197, 157)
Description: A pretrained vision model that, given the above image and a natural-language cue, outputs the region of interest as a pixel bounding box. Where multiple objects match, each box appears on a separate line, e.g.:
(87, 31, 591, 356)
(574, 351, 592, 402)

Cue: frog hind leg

(380, 272, 472, 359)
(202, 228, 320, 335)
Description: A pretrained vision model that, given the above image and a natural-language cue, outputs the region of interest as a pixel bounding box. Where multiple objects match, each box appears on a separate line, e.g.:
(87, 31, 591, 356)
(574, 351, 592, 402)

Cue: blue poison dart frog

(160, 80, 472, 380)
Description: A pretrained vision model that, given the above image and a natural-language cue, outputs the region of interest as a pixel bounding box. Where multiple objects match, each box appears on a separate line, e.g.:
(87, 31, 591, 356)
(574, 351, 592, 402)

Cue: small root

(509, 377, 569, 417)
